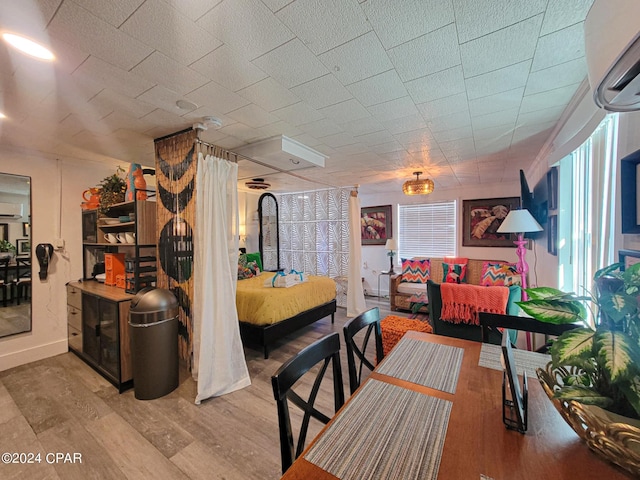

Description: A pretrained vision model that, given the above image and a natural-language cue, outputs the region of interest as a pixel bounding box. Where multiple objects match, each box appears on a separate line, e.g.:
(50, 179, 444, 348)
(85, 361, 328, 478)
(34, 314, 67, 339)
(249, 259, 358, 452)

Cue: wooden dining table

(282, 331, 632, 480)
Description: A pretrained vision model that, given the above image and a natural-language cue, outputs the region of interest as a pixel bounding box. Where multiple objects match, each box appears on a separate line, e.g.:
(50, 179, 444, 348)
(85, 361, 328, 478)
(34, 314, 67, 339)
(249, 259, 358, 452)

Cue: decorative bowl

(537, 362, 640, 477)
(101, 218, 120, 225)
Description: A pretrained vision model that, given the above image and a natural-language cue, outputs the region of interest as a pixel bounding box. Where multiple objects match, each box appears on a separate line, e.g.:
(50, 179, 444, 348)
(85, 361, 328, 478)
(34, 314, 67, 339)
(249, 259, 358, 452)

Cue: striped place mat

(305, 379, 452, 480)
(478, 343, 551, 378)
(376, 337, 464, 394)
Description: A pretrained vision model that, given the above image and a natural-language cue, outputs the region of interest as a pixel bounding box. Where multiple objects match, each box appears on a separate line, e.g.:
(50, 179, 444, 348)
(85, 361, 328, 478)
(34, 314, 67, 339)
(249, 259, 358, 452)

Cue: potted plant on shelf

(0, 240, 16, 260)
(97, 166, 126, 215)
(517, 262, 640, 475)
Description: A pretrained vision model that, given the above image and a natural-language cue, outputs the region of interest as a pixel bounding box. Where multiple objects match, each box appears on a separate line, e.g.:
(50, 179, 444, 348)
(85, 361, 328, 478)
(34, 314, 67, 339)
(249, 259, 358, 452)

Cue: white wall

(0, 147, 120, 371)
(359, 181, 523, 296)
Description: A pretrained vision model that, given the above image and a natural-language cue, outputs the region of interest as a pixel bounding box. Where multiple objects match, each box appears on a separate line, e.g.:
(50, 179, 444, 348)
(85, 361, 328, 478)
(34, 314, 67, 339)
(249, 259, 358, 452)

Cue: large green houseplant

(518, 262, 640, 419)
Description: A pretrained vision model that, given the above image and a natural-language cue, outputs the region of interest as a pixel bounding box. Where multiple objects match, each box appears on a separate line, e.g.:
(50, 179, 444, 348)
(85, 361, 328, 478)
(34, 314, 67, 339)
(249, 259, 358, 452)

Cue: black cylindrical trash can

(129, 287, 179, 400)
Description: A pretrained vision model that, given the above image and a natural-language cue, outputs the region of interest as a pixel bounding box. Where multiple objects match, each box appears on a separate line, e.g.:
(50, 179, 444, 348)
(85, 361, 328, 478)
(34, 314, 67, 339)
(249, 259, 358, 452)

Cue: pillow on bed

(244, 252, 263, 272)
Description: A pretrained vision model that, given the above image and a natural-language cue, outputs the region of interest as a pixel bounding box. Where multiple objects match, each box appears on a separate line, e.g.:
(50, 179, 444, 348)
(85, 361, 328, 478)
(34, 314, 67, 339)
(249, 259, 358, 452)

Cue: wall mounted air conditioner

(585, 0, 640, 111)
(0, 203, 23, 218)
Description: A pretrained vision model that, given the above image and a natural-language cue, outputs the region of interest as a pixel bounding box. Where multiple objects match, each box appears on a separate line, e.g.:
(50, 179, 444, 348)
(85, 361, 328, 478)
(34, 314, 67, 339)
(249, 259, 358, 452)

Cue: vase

(537, 362, 640, 476)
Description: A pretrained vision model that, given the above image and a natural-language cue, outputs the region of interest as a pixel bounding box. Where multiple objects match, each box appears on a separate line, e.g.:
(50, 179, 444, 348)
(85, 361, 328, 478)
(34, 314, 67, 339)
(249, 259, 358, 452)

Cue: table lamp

(496, 209, 542, 300)
(385, 238, 398, 274)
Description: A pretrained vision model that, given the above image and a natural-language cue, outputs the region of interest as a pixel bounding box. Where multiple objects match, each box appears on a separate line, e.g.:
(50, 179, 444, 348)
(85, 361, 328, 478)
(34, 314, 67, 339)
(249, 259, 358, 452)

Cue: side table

(377, 270, 393, 298)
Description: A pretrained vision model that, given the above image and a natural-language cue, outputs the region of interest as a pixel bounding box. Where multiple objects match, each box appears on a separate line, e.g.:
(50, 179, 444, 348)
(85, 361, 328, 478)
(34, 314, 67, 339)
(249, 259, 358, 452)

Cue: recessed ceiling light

(2, 33, 54, 61)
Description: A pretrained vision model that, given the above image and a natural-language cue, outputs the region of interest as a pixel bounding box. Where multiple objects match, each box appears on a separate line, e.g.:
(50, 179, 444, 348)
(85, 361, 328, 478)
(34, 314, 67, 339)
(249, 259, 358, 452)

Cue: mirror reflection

(258, 193, 280, 272)
(0, 173, 31, 338)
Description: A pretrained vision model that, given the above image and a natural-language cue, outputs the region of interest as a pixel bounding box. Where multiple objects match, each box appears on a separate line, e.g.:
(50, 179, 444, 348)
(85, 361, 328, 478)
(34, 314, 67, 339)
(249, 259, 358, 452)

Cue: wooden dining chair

(271, 332, 345, 474)
(14, 257, 31, 305)
(479, 312, 581, 352)
(343, 307, 384, 395)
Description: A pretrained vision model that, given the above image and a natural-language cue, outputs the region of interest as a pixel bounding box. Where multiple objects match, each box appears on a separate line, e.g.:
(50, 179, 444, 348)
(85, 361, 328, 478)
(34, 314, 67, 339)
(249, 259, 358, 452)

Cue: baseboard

(0, 339, 68, 371)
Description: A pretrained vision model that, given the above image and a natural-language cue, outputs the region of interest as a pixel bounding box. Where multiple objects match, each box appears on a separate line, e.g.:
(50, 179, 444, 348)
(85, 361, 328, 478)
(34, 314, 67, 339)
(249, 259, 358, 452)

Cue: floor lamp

(497, 209, 542, 350)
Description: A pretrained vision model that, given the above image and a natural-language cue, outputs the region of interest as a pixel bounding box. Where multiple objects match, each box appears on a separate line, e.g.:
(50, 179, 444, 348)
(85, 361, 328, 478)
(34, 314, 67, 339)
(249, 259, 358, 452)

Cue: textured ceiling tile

(291, 74, 353, 109)
(318, 32, 393, 85)
(261, 0, 292, 13)
(517, 106, 565, 127)
(299, 118, 343, 138)
(90, 88, 156, 119)
(368, 96, 419, 121)
(73, 55, 155, 98)
(512, 120, 555, 143)
(373, 140, 405, 154)
(363, 0, 454, 49)
(465, 60, 531, 100)
(427, 110, 471, 133)
(394, 128, 436, 147)
(525, 58, 587, 96)
(182, 106, 236, 128)
(531, 23, 586, 72)
(189, 45, 267, 92)
(353, 130, 396, 147)
(405, 66, 465, 104)
(418, 92, 469, 121)
(72, 0, 144, 27)
(217, 121, 261, 142)
(237, 77, 300, 112)
(186, 81, 250, 114)
(131, 51, 209, 96)
(346, 70, 407, 107)
(319, 99, 371, 124)
(257, 120, 302, 139)
(472, 124, 515, 140)
(333, 142, 370, 155)
(381, 114, 428, 135)
(460, 15, 543, 77)
(474, 135, 512, 155)
(432, 125, 474, 143)
(519, 83, 579, 113)
(227, 103, 279, 129)
(196, 0, 293, 60)
(453, 0, 546, 43)
(439, 137, 476, 155)
(469, 87, 525, 118)
(540, 0, 594, 35)
(272, 101, 325, 126)
(341, 116, 387, 136)
(320, 132, 357, 148)
(276, 0, 370, 55)
(471, 108, 519, 129)
(47, 1, 153, 70)
(253, 39, 328, 88)
(120, 0, 221, 65)
(163, 0, 223, 22)
(388, 24, 460, 82)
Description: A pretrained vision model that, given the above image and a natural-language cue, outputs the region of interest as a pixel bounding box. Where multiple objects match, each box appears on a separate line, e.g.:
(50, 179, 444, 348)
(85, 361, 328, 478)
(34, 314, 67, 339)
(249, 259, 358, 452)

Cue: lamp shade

(496, 209, 543, 234)
(403, 171, 434, 195)
(385, 238, 397, 250)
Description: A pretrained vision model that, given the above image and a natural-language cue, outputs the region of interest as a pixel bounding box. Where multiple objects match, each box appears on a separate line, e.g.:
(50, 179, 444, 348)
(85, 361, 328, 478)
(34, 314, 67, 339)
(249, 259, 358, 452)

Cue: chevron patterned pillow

(400, 258, 430, 283)
(480, 262, 519, 286)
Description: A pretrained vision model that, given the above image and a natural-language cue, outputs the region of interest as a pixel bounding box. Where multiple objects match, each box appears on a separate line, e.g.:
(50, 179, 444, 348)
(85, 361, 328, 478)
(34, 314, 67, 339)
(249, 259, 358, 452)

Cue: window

(558, 114, 618, 301)
(398, 201, 456, 261)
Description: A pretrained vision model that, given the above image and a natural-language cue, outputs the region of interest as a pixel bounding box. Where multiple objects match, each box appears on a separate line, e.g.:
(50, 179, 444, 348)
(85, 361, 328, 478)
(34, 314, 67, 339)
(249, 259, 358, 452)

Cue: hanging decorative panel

(277, 188, 349, 279)
(154, 129, 197, 367)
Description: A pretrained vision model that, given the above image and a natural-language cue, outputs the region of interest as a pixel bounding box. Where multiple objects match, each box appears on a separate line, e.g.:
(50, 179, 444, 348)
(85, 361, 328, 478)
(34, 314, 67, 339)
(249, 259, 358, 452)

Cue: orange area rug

(381, 315, 433, 355)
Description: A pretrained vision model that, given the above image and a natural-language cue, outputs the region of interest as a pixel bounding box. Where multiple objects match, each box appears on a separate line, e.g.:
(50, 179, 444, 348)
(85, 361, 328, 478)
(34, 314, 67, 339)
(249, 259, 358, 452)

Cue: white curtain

(192, 153, 250, 404)
(347, 191, 366, 317)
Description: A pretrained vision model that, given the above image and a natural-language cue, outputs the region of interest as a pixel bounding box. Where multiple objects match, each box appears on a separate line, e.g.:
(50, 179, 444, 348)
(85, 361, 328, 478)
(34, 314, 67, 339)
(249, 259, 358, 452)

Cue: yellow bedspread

(236, 273, 336, 326)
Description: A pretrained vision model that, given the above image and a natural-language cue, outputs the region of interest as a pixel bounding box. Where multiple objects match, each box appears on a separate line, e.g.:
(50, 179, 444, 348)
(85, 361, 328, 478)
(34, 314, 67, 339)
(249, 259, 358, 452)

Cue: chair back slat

(343, 307, 384, 395)
(271, 332, 344, 474)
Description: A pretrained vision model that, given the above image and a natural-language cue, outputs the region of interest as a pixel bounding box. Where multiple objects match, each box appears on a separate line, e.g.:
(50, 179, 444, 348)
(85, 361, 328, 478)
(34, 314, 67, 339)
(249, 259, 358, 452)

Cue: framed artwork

(22, 222, 29, 237)
(0, 223, 7, 241)
(16, 238, 30, 257)
(548, 215, 558, 256)
(462, 197, 520, 247)
(361, 205, 392, 245)
(619, 249, 640, 271)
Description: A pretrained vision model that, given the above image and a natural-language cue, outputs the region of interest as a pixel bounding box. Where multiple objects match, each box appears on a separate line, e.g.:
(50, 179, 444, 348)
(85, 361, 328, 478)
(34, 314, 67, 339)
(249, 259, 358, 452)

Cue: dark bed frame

(239, 299, 337, 359)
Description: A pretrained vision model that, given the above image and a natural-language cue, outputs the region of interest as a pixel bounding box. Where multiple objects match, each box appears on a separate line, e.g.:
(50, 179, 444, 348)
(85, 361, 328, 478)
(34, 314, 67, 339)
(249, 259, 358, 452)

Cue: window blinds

(398, 201, 457, 260)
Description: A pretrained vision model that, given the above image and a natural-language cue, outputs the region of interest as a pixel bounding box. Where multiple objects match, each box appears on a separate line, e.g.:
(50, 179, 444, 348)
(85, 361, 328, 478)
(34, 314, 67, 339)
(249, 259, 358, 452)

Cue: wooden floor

(0, 297, 409, 479)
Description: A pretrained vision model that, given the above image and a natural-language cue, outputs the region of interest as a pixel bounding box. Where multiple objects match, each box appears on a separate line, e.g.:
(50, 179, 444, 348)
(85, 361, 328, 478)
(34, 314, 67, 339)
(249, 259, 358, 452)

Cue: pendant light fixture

(402, 171, 434, 195)
(245, 178, 271, 190)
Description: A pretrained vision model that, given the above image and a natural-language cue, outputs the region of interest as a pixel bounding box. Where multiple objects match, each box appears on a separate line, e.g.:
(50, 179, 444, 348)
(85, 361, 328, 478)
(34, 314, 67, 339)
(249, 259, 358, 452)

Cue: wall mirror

(258, 193, 280, 271)
(0, 173, 31, 338)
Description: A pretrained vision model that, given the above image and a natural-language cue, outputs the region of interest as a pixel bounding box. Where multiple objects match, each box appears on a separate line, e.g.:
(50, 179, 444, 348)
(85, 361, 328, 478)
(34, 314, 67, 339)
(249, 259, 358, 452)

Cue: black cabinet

(67, 281, 133, 392)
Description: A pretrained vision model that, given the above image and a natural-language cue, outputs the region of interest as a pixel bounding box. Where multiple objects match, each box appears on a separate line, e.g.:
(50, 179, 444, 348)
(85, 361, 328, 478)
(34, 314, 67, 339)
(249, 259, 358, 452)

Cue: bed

(237, 272, 337, 358)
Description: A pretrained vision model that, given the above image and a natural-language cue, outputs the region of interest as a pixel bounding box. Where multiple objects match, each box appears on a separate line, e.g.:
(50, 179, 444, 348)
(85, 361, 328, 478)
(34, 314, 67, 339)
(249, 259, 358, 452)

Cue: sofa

(389, 257, 522, 343)
(390, 257, 504, 312)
